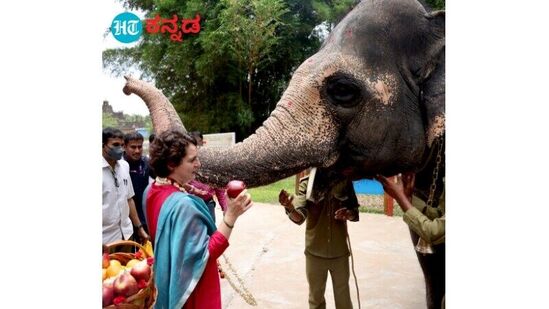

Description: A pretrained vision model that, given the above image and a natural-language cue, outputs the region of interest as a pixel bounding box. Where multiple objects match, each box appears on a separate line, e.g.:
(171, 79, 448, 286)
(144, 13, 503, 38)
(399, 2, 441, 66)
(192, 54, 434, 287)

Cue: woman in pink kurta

(145, 130, 253, 308)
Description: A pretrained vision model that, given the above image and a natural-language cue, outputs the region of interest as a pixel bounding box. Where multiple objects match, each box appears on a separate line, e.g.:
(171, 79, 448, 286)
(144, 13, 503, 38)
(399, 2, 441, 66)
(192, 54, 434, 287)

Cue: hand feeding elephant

(123, 0, 445, 307)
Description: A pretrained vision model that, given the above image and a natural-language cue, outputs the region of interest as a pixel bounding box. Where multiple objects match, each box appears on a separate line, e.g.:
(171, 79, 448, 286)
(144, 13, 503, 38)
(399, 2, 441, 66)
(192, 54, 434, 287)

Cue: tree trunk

(248, 66, 253, 108)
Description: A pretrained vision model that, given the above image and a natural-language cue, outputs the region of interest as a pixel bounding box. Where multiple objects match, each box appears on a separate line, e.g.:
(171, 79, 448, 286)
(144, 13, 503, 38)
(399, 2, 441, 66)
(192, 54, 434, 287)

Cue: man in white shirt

(102, 127, 149, 245)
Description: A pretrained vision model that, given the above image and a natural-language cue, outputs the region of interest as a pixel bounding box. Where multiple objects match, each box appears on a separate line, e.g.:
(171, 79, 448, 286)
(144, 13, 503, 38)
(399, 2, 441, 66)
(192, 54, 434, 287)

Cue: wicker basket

(104, 240, 156, 309)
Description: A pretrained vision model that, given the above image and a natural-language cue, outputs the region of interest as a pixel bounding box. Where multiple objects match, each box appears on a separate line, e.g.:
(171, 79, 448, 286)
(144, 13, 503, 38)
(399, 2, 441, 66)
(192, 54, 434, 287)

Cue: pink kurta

(183, 231, 228, 309)
(146, 182, 229, 308)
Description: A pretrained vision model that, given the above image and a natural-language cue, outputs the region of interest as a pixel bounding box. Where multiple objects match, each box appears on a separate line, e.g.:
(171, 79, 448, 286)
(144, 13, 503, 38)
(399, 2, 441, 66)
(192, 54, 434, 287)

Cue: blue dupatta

(153, 191, 216, 309)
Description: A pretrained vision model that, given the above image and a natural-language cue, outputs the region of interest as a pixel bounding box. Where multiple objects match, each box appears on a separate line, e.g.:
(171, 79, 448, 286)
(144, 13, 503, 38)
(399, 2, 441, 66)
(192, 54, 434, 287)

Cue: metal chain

(415, 135, 444, 255)
(426, 135, 444, 208)
(220, 253, 258, 306)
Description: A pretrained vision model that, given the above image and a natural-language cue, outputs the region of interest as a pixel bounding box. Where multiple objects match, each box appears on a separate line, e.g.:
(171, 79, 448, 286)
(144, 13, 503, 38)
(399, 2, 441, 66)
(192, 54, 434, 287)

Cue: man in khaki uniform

(279, 168, 359, 309)
(377, 173, 445, 309)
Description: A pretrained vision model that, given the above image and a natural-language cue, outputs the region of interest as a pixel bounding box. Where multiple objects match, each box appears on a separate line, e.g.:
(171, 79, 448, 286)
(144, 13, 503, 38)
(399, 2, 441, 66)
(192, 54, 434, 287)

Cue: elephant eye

(325, 74, 362, 108)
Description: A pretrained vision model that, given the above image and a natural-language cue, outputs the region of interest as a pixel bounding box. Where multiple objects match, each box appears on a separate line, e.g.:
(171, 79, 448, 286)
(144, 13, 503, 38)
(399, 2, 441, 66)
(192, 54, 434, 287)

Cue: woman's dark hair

(149, 130, 197, 177)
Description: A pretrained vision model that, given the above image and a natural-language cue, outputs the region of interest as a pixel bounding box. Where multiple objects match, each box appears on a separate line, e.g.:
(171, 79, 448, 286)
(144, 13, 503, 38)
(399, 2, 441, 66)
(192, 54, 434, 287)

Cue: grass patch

(248, 177, 404, 217)
(248, 177, 296, 203)
(356, 195, 404, 216)
(358, 205, 404, 217)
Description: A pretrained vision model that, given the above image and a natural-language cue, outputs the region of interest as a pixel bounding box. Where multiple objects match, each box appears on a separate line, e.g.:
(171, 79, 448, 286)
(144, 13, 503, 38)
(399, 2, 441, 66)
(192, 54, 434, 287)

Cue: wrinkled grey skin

(125, 0, 444, 190)
(124, 0, 444, 307)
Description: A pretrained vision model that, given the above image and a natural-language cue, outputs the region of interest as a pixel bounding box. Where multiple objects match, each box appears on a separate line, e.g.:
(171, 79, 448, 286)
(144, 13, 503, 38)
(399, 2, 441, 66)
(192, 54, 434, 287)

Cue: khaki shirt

(288, 176, 359, 259)
(403, 189, 445, 245)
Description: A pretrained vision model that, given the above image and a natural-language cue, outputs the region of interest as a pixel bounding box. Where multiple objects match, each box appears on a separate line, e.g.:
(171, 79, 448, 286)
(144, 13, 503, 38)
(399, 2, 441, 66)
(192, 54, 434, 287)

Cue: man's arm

(346, 180, 360, 221)
(403, 209, 445, 245)
(128, 197, 150, 242)
(287, 205, 307, 225)
(334, 180, 360, 222)
(279, 189, 307, 225)
(377, 174, 445, 245)
(279, 177, 309, 225)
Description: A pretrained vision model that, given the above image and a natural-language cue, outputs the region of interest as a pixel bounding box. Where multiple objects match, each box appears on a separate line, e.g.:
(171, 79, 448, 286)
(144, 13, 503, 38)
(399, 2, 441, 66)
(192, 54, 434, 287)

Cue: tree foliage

(424, 0, 445, 10)
(102, 112, 120, 128)
(104, 0, 444, 139)
(102, 102, 152, 132)
(311, 0, 358, 30)
(103, 0, 349, 140)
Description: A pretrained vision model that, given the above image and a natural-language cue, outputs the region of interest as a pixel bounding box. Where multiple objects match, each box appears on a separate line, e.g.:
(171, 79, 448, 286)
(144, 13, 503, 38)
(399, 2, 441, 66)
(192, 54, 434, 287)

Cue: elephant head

(123, 0, 445, 189)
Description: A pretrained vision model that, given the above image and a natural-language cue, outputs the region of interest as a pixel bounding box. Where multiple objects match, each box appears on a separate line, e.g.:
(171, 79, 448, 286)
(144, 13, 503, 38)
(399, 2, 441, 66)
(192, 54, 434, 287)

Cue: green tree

(311, 0, 357, 31)
(212, 0, 288, 109)
(102, 112, 120, 128)
(103, 0, 354, 139)
(425, 0, 445, 10)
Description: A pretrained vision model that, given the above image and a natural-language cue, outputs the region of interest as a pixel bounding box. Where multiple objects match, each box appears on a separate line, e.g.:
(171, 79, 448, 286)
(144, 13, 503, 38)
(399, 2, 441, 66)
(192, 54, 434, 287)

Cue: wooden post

(383, 176, 395, 216)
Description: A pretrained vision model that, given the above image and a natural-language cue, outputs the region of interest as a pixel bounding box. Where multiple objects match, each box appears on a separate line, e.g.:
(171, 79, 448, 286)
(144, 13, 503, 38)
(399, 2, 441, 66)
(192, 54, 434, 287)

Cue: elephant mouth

(344, 141, 367, 162)
(328, 141, 383, 180)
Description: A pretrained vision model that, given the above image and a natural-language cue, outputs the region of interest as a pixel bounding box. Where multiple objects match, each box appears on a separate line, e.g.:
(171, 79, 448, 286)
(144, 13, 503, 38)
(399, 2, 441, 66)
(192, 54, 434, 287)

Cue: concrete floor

(217, 203, 427, 309)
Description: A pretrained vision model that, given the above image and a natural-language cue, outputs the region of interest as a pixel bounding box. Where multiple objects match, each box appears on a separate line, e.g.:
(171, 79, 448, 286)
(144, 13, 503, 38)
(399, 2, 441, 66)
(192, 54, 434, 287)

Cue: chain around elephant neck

(426, 135, 444, 208)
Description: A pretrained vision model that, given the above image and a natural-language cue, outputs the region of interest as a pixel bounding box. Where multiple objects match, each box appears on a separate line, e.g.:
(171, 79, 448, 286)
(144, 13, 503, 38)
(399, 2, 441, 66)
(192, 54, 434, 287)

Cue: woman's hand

(224, 189, 253, 226)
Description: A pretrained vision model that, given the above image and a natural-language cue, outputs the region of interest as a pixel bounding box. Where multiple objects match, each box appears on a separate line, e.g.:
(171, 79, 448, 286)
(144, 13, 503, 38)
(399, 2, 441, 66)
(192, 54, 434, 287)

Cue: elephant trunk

(124, 65, 340, 187)
(123, 76, 186, 134)
(198, 96, 339, 187)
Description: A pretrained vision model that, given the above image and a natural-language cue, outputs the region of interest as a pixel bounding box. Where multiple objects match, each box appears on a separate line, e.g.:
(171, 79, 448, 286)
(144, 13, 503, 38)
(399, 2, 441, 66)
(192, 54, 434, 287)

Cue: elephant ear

(418, 10, 445, 146)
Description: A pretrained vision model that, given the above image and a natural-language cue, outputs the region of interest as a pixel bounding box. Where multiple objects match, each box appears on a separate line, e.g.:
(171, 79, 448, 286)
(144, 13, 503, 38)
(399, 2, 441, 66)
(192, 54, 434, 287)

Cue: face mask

(107, 145, 124, 160)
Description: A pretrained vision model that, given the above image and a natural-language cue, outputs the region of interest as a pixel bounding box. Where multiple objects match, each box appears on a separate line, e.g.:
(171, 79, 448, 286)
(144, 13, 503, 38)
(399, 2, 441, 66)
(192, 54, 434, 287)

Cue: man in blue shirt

(124, 132, 152, 241)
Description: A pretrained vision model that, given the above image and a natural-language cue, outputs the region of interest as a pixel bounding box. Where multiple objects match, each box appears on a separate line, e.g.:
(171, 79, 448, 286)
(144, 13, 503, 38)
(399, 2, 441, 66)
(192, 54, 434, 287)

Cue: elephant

(122, 0, 445, 307)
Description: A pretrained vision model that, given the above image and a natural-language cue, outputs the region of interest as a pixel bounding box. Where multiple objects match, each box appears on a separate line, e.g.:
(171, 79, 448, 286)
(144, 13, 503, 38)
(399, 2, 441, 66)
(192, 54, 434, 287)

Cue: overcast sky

(102, 2, 149, 116)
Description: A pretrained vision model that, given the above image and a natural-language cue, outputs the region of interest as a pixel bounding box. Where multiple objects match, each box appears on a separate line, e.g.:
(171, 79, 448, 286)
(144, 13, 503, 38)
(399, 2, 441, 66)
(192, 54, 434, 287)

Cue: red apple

(103, 278, 115, 306)
(113, 271, 139, 297)
(130, 260, 152, 282)
(226, 180, 246, 198)
(103, 285, 114, 306)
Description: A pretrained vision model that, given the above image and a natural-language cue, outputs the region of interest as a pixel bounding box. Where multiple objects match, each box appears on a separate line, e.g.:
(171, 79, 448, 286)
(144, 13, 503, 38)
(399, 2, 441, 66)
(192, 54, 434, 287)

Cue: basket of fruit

(102, 240, 156, 308)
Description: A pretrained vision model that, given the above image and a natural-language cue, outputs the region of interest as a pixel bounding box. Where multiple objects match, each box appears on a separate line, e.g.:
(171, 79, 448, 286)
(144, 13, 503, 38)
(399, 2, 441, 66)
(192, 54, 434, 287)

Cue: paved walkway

(217, 203, 426, 309)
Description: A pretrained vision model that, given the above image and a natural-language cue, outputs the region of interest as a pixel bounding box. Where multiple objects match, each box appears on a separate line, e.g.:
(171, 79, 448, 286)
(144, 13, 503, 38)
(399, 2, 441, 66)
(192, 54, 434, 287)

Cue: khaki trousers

(305, 254, 352, 309)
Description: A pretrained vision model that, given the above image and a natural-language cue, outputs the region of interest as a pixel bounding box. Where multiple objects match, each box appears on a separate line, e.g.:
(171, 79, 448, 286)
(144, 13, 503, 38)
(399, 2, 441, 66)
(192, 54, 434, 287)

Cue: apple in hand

(226, 180, 246, 199)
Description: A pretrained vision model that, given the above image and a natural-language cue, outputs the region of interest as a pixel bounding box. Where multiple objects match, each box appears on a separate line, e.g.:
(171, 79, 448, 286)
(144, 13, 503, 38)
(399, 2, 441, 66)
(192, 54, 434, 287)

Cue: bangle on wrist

(135, 223, 143, 229)
(223, 217, 234, 229)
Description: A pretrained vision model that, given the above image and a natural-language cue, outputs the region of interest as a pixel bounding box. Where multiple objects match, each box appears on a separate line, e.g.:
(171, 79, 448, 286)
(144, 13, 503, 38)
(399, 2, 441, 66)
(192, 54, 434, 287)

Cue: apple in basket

(113, 271, 139, 297)
(226, 180, 246, 199)
(130, 260, 152, 282)
(103, 278, 115, 306)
